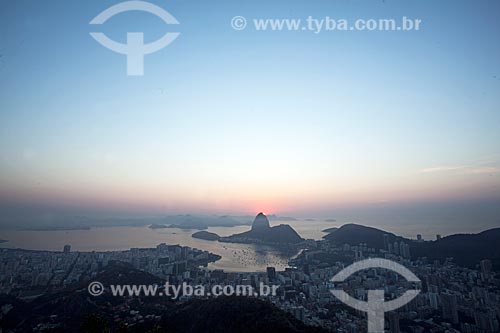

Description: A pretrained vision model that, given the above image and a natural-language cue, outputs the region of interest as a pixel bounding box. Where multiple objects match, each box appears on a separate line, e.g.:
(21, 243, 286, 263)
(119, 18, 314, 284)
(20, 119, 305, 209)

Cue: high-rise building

(63, 244, 71, 254)
(405, 243, 411, 258)
(428, 292, 439, 309)
(398, 242, 410, 258)
(436, 234, 442, 240)
(441, 293, 459, 324)
(480, 259, 492, 279)
(354, 248, 363, 260)
(393, 241, 400, 255)
(267, 266, 276, 281)
(383, 234, 390, 251)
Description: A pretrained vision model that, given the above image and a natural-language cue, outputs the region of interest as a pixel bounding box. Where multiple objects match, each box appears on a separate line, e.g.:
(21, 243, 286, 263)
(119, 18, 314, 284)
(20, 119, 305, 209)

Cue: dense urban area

(1, 228, 499, 333)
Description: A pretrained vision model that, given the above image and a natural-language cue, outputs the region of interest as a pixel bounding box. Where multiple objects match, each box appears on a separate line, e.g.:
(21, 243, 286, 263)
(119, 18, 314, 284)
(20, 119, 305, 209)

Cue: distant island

(192, 231, 220, 241)
(266, 214, 297, 221)
(0, 239, 7, 244)
(324, 218, 336, 222)
(167, 223, 208, 230)
(149, 224, 169, 229)
(220, 213, 304, 246)
(150, 215, 254, 230)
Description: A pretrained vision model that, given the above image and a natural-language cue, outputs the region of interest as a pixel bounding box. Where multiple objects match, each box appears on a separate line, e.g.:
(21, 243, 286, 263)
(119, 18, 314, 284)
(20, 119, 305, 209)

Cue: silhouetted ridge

(325, 224, 500, 271)
(1, 292, 326, 332)
(411, 228, 500, 270)
(323, 223, 407, 248)
(162, 296, 327, 333)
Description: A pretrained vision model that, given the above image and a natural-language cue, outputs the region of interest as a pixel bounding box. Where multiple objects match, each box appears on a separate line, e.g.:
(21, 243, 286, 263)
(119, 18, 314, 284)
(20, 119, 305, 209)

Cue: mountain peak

(251, 212, 271, 231)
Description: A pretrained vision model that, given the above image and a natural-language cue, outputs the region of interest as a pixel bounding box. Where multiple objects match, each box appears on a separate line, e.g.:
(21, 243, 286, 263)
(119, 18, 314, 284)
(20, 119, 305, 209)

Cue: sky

(0, 0, 499, 228)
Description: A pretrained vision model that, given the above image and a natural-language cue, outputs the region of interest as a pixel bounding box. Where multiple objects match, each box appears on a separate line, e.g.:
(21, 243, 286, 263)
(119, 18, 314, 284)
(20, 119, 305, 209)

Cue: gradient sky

(0, 0, 499, 226)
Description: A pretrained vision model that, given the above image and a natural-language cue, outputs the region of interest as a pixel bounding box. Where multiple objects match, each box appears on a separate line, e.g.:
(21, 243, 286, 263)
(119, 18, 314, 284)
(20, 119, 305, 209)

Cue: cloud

(419, 165, 500, 175)
(419, 165, 467, 173)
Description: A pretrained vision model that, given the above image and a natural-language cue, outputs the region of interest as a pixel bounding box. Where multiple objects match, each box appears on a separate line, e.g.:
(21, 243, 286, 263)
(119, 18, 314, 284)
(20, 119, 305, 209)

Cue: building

(441, 293, 459, 324)
(428, 292, 439, 309)
(480, 259, 492, 279)
(383, 234, 390, 251)
(267, 267, 276, 281)
(393, 241, 400, 255)
(63, 245, 71, 254)
(398, 242, 410, 259)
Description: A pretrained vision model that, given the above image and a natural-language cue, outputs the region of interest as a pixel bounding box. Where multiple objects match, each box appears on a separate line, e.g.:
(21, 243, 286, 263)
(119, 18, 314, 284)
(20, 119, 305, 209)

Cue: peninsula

(219, 213, 304, 246)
